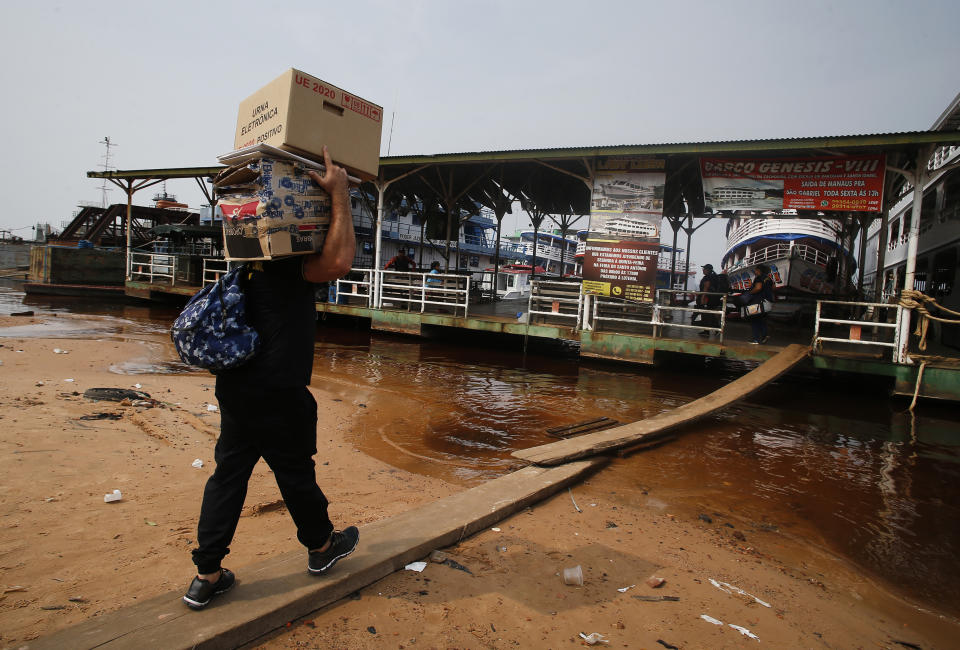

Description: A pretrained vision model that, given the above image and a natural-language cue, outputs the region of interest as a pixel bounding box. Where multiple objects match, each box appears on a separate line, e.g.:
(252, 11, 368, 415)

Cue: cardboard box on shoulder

(234, 69, 383, 181)
(216, 156, 331, 261)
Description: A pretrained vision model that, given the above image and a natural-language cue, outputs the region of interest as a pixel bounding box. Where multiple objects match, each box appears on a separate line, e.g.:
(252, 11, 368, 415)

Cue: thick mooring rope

(898, 289, 960, 351)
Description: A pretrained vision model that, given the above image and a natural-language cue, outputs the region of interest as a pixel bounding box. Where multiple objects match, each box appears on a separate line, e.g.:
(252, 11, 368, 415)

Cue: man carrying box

(183, 146, 360, 610)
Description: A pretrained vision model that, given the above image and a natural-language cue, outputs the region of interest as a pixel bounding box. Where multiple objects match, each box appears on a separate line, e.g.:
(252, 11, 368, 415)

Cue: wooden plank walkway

(512, 343, 811, 466)
(25, 459, 606, 650)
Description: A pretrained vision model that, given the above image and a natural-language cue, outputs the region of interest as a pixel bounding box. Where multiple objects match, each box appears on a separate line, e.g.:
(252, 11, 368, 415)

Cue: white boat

(720, 211, 853, 295)
(481, 263, 546, 300)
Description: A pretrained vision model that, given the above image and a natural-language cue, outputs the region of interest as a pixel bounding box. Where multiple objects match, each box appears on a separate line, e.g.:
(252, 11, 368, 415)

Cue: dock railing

(653, 289, 728, 342)
(528, 280, 584, 328)
(130, 251, 176, 285)
(337, 269, 469, 315)
(813, 299, 903, 360)
(333, 269, 375, 307)
(202, 258, 229, 286)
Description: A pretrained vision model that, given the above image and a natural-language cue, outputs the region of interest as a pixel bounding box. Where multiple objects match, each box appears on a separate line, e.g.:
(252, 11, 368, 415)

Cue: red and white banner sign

(701, 154, 885, 212)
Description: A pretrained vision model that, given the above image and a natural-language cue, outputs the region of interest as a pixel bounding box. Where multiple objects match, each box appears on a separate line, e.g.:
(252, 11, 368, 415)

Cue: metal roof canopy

(375, 130, 960, 219)
(86, 166, 224, 280)
(361, 129, 960, 311)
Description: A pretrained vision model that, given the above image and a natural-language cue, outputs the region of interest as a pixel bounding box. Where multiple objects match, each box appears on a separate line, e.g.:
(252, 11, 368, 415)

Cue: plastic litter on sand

(404, 561, 427, 572)
(729, 624, 760, 640)
(206, 403, 218, 412)
(579, 632, 609, 645)
(191, 459, 204, 469)
(700, 614, 723, 625)
(617, 584, 636, 593)
(103, 489, 122, 503)
(709, 578, 771, 607)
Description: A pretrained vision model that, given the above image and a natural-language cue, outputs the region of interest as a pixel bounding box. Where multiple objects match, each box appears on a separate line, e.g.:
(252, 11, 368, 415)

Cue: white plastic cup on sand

(104, 489, 122, 503)
(562, 565, 584, 586)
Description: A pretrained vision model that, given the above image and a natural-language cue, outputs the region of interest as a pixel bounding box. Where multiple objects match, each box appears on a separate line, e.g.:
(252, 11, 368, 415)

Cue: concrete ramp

(513, 343, 811, 467)
(25, 459, 605, 650)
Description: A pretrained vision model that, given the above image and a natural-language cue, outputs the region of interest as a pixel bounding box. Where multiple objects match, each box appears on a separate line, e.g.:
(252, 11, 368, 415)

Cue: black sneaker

(182, 568, 235, 610)
(308, 526, 359, 575)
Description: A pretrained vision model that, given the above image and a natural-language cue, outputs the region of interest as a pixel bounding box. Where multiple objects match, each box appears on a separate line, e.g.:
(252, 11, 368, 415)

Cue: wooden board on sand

(25, 459, 606, 650)
(512, 343, 811, 467)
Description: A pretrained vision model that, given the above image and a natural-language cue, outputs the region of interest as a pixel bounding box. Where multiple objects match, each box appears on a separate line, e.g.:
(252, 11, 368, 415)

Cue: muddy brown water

(3, 285, 959, 619)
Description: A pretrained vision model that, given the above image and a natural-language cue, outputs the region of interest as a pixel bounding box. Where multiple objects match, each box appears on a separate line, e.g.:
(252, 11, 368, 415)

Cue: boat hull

(726, 255, 838, 295)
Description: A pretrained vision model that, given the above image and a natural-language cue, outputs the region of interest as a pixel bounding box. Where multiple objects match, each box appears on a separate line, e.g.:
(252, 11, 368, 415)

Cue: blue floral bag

(171, 265, 260, 370)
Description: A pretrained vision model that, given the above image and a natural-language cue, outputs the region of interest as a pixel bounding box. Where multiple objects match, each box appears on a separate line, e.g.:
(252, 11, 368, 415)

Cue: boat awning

(148, 224, 223, 239)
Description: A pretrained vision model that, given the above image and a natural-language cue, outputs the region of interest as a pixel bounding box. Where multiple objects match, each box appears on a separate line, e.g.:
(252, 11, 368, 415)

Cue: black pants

(191, 385, 333, 574)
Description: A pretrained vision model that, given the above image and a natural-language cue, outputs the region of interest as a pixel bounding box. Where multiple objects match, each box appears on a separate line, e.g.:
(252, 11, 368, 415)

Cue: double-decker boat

(720, 211, 854, 295)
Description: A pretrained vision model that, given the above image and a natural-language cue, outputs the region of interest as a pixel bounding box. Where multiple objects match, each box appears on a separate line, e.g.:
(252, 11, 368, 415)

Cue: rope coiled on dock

(898, 289, 960, 351)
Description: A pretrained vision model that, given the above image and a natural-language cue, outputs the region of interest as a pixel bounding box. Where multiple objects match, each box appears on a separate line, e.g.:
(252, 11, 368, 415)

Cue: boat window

(914, 257, 929, 293)
(931, 247, 957, 298)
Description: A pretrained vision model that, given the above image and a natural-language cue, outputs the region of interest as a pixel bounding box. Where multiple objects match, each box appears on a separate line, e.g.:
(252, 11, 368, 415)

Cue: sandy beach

(0, 314, 956, 649)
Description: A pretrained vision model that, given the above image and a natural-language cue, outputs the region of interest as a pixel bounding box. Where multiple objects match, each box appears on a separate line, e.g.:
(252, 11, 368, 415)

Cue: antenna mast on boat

(98, 136, 117, 208)
(386, 90, 398, 156)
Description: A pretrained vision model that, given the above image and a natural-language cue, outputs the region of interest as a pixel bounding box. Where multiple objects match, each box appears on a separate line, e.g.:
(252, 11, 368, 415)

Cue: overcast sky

(1, 0, 958, 266)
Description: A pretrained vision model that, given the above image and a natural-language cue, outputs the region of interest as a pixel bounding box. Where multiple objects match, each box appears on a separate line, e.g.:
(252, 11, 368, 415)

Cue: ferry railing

(333, 269, 375, 306)
(376, 269, 469, 316)
(527, 280, 583, 328)
(588, 293, 656, 333)
(130, 251, 176, 285)
(653, 289, 727, 343)
(812, 300, 903, 360)
(202, 258, 229, 286)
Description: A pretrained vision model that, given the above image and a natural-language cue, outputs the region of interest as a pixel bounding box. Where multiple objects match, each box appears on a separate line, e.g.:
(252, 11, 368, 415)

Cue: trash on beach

(103, 489, 122, 503)
(404, 561, 427, 572)
(578, 632, 609, 645)
(490, 527, 501, 532)
(78, 412, 122, 421)
(192, 459, 204, 469)
(131, 400, 154, 408)
(617, 584, 635, 593)
(563, 565, 584, 586)
(134, 383, 142, 389)
(568, 487, 582, 513)
(729, 624, 760, 640)
(442, 558, 472, 574)
(646, 576, 666, 588)
(83, 388, 151, 402)
(68, 597, 87, 603)
(700, 614, 723, 625)
(207, 403, 218, 412)
(144, 519, 157, 526)
(63, 378, 74, 383)
(633, 595, 680, 602)
(3, 586, 27, 593)
(429, 550, 448, 563)
(53, 348, 69, 354)
(709, 578, 771, 607)
(11, 311, 34, 317)
(35, 381, 44, 386)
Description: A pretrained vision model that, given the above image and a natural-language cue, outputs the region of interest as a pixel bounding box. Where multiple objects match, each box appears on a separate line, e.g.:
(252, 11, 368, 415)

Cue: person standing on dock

(183, 146, 360, 611)
(384, 249, 416, 272)
(697, 264, 721, 336)
(746, 264, 775, 345)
